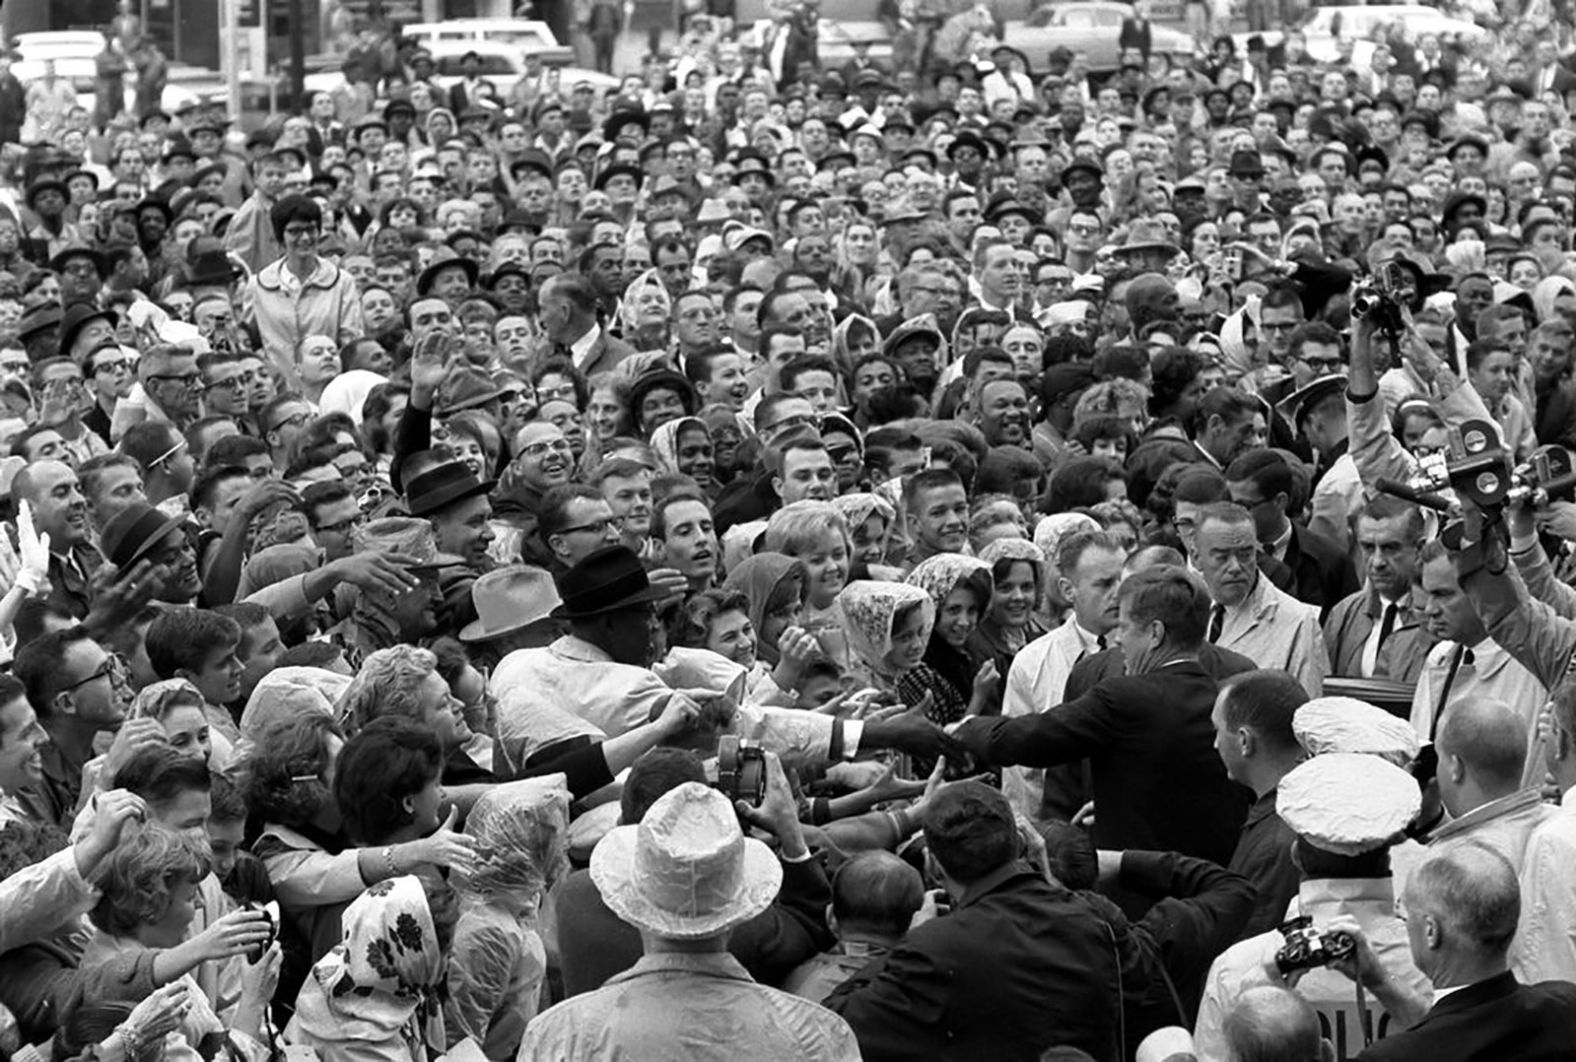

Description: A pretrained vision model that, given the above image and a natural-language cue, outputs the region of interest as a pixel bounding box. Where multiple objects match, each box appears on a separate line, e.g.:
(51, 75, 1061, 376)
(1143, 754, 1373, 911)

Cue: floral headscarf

(722, 552, 807, 667)
(1032, 512, 1100, 570)
(905, 553, 993, 611)
(128, 679, 203, 722)
(831, 491, 896, 563)
(291, 876, 446, 1062)
(650, 416, 707, 477)
(979, 536, 1046, 585)
(838, 579, 935, 677)
(462, 777, 569, 906)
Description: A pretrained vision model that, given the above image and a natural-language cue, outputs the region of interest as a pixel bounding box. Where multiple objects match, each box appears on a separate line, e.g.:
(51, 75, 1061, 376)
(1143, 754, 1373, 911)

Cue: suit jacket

(958, 659, 1251, 865)
(824, 862, 1123, 1062)
(1323, 583, 1434, 683)
(1118, 17, 1152, 58)
(1265, 522, 1358, 619)
(1357, 971, 1576, 1062)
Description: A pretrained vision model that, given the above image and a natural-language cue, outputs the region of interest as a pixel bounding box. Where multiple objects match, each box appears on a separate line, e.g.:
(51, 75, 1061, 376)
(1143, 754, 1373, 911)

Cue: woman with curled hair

(247, 713, 477, 1017)
(68, 822, 278, 1062)
(763, 501, 852, 621)
(969, 536, 1048, 681)
(361, 383, 410, 475)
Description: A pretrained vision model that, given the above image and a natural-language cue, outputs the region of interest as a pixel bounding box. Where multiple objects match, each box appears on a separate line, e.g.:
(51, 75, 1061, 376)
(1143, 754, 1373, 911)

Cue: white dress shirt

(1410, 638, 1548, 789)
(1000, 616, 1105, 821)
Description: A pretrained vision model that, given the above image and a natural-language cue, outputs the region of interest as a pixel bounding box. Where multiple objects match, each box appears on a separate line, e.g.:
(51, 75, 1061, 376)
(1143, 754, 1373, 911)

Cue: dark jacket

(1356, 971, 1576, 1062)
(1265, 521, 1359, 620)
(1091, 850, 1256, 1029)
(958, 659, 1251, 865)
(1043, 643, 1256, 822)
(1227, 788, 1301, 941)
(1535, 378, 1576, 448)
(554, 854, 833, 996)
(825, 862, 1123, 1062)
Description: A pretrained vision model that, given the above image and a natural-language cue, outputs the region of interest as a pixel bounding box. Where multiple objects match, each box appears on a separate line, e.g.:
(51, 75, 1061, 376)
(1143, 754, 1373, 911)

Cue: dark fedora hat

(552, 545, 666, 619)
(185, 249, 240, 287)
(25, 178, 69, 209)
(594, 162, 644, 191)
(404, 460, 496, 517)
(101, 503, 188, 575)
(59, 302, 119, 355)
(415, 254, 480, 296)
(50, 245, 109, 279)
(626, 368, 698, 423)
(16, 301, 62, 341)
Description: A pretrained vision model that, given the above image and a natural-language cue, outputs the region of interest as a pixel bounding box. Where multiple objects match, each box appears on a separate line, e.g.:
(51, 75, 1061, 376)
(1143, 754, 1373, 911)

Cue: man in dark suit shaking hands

(1329, 843, 1576, 1062)
(954, 564, 1251, 866)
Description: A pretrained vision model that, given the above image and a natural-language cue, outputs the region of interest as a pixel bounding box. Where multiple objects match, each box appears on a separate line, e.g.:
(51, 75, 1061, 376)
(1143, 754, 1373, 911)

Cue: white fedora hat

(590, 782, 781, 939)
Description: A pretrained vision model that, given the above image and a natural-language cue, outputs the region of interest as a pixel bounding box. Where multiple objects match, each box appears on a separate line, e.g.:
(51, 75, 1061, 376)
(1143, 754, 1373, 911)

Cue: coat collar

(255, 256, 345, 292)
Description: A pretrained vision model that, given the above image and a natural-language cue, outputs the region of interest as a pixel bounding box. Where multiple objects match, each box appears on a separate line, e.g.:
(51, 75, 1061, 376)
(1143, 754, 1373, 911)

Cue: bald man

(1333, 845, 1576, 1061)
(11, 459, 99, 620)
(1428, 698, 1552, 874)
(1222, 986, 1331, 1062)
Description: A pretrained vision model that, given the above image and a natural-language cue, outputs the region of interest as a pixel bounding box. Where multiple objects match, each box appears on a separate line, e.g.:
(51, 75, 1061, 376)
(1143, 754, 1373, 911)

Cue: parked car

(12, 31, 105, 61)
(301, 42, 618, 107)
(1004, 1, 1194, 74)
(1232, 4, 1488, 70)
(399, 19, 575, 66)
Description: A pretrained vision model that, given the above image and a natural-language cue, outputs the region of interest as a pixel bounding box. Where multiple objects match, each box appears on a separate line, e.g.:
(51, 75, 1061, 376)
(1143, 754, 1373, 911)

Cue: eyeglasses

(520, 438, 572, 458)
(149, 373, 204, 390)
(270, 410, 311, 433)
(207, 375, 248, 392)
(62, 653, 129, 691)
(1260, 321, 1300, 334)
(317, 512, 366, 536)
(559, 515, 626, 536)
(93, 359, 132, 375)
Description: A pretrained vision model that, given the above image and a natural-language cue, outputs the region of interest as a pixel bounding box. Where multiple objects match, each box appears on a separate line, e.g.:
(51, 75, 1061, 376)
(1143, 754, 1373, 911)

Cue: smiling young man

(904, 468, 970, 567)
(144, 609, 245, 743)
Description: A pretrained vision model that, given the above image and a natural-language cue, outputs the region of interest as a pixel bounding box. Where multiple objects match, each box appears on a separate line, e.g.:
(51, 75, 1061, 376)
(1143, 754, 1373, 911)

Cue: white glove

(15, 500, 50, 594)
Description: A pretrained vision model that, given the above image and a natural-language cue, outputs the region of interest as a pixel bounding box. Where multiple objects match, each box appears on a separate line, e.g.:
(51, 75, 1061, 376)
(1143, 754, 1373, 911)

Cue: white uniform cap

(1279, 753, 1421, 856)
(1294, 696, 1420, 767)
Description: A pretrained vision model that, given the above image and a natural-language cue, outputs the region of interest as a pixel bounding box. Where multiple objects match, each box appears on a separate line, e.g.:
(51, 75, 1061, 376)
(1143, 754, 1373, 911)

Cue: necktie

(1097, 634, 1107, 651)
(1375, 602, 1399, 652)
(1208, 604, 1226, 644)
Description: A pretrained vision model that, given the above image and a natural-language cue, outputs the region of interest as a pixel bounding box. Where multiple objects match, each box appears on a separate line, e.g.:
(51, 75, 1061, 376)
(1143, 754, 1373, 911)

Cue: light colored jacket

(243, 257, 365, 388)
(1194, 876, 1431, 1062)
(0, 797, 95, 953)
(1215, 572, 1329, 697)
(518, 952, 862, 1061)
(1513, 798, 1576, 985)
(1000, 616, 1103, 822)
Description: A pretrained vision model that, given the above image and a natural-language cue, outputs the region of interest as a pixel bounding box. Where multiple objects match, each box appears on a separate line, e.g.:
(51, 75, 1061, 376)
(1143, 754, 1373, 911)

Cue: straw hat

(590, 781, 782, 938)
(460, 566, 563, 642)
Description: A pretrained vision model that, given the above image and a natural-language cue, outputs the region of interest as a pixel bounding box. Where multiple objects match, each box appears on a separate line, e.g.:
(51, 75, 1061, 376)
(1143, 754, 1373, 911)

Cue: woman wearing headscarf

(619, 268, 672, 355)
(445, 779, 569, 1061)
(287, 876, 447, 1062)
(424, 107, 456, 147)
(649, 415, 717, 495)
(1532, 274, 1576, 324)
(837, 579, 934, 698)
(319, 368, 390, 426)
(830, 313, 880, 385)
(968, 537, 1048, 691)
(831, 492, 899, 575)
(723, 553, 811, 705)
(899, 554, 999, 730)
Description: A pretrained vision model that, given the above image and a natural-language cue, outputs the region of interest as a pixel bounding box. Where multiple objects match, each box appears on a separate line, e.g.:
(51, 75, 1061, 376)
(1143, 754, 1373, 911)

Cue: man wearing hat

(492, 545, 961, 769)
(24, 179, 80, 261)
(405, 459, 496, 631)
(99, 500, 203, 605)
(1193, 743, 1430, 1059)
(525, 775, 860, 1060)
(323, 516, 466, 667)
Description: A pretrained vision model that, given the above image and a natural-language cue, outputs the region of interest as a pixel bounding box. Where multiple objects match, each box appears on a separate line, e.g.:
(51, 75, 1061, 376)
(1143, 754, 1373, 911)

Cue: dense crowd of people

(6, 0, 1576, 1059)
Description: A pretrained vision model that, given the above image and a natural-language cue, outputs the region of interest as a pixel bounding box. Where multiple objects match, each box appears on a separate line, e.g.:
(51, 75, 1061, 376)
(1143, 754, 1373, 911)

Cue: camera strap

(1354, 976, 1374, 1049)
(1431, 643, 1470, 742)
